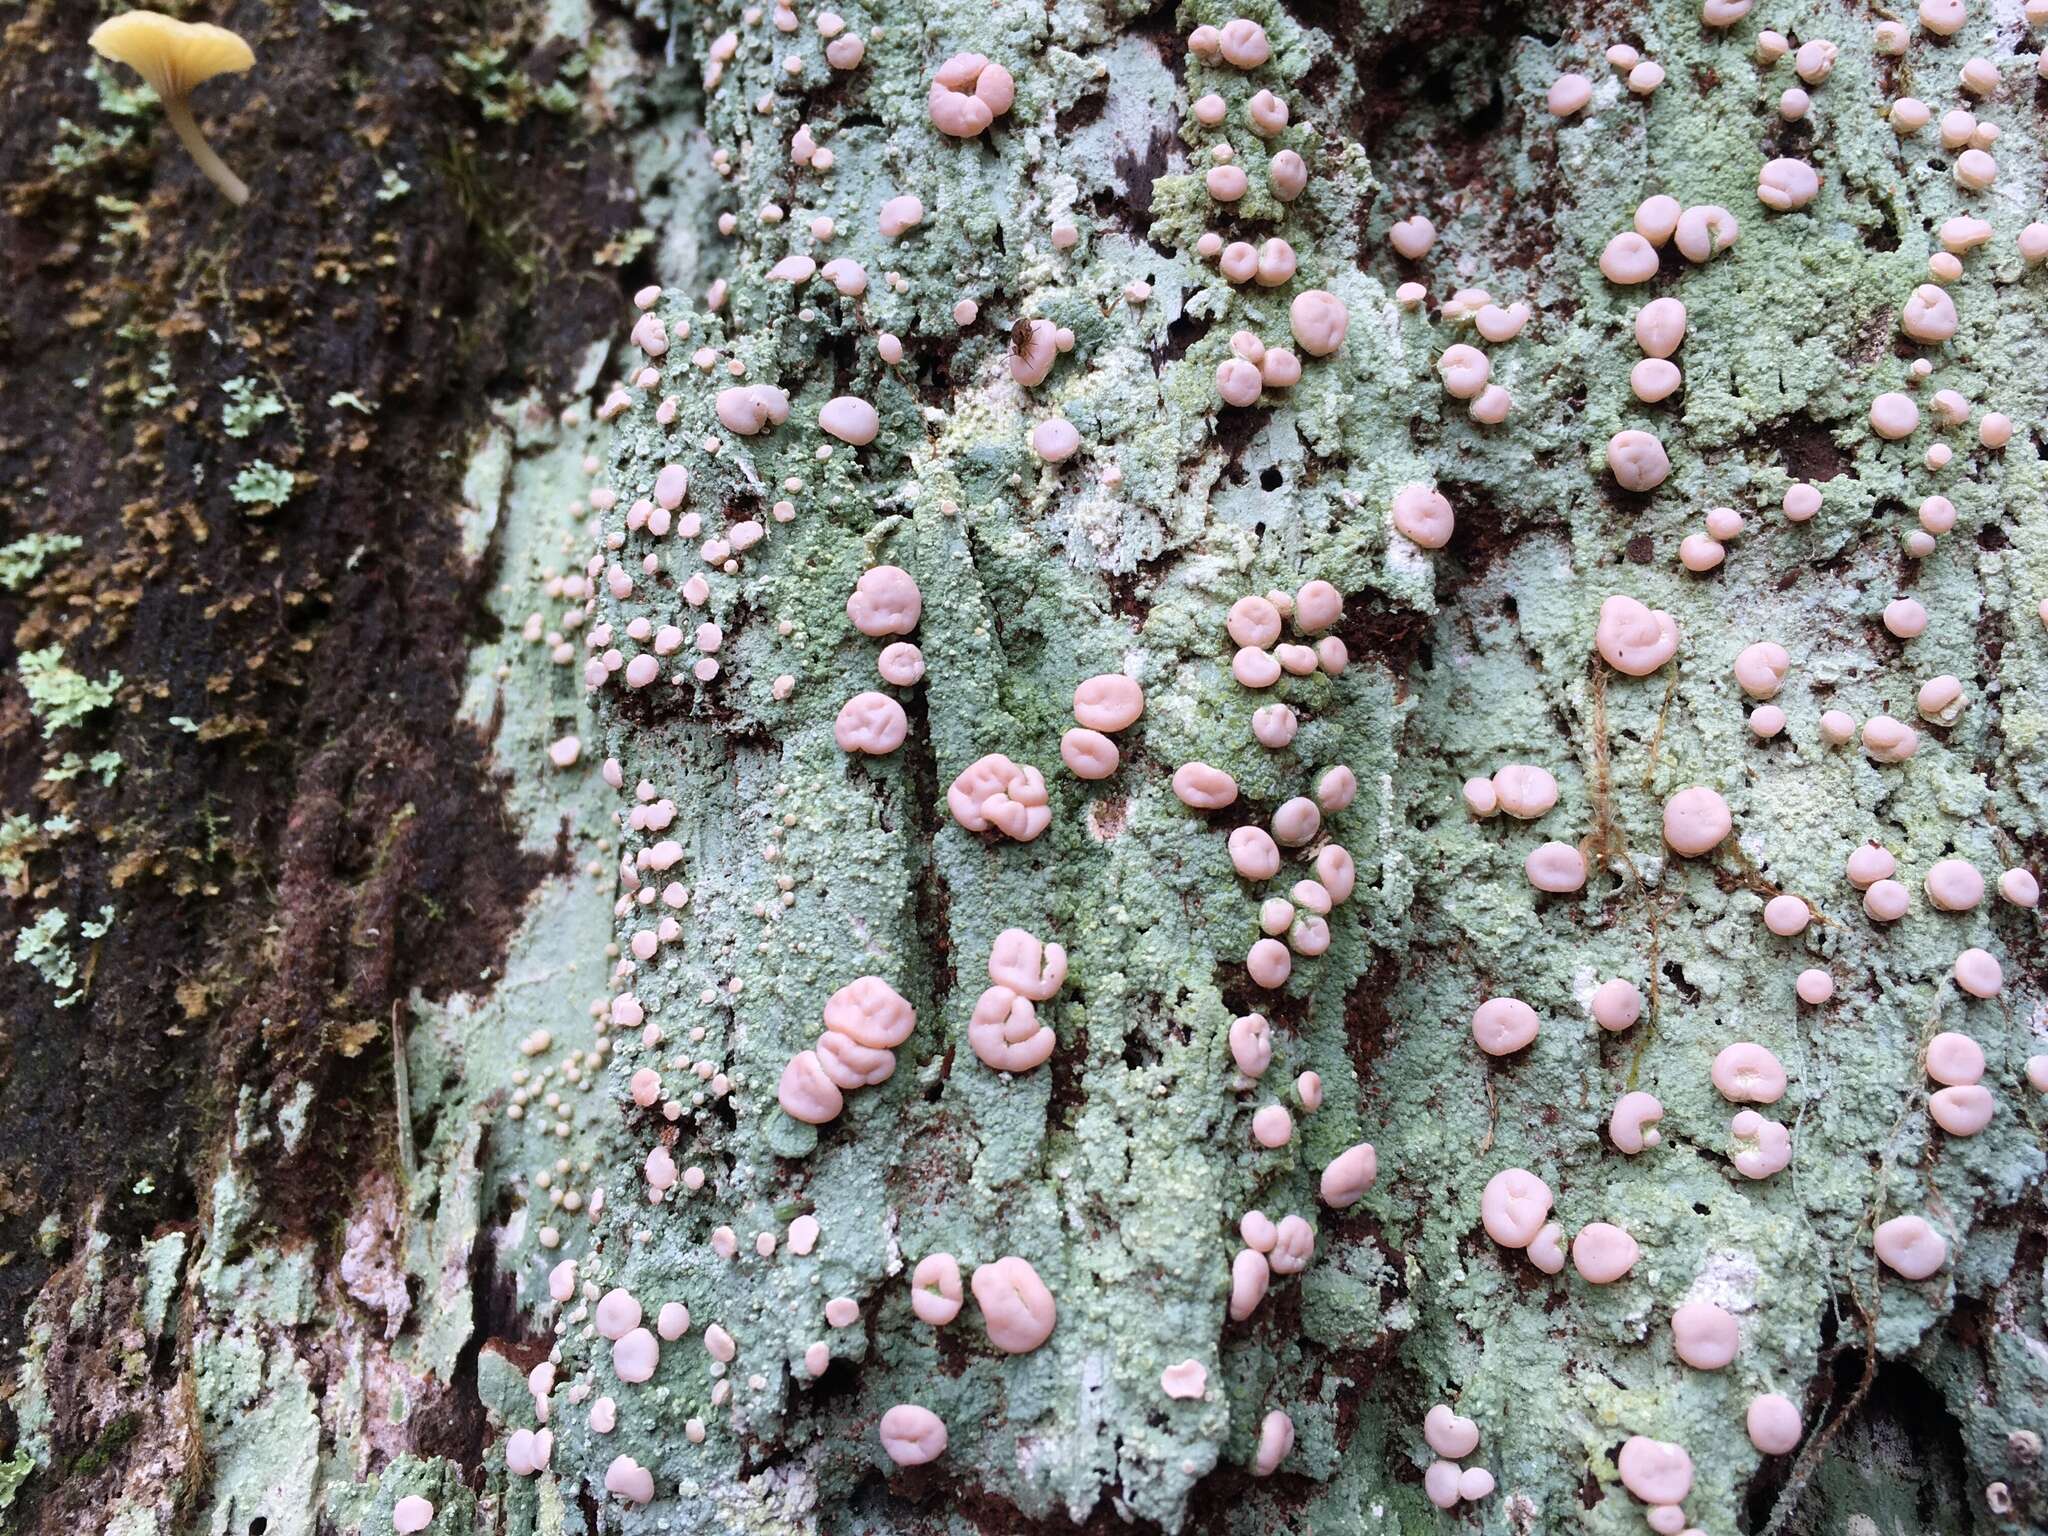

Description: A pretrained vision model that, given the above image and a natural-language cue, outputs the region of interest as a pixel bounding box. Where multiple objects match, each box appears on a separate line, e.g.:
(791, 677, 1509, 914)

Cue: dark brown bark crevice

(0, 2, 635, 1522)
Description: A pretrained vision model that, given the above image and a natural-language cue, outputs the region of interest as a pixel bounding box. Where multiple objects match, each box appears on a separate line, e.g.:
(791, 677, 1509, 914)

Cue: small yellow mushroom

(89, 11, 255, 205)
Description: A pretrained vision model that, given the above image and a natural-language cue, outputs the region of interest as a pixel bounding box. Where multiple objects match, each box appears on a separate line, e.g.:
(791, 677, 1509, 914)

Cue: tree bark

(3, 1, 2044, 1534)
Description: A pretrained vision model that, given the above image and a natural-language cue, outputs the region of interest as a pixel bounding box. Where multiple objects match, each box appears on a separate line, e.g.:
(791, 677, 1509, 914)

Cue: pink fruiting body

(1925, 858, 1984, 911)
(1547, 73, 1592, 116)
(1874, 1214, 1947, 1279)
(1931, 1083, 1995, 1134)
(1425, 1404, 1480, 1459)
(910, 1253, 964, 1325)
(928, 53, 1014, 138)
(1392, 483, 1455, 548)
(1472, 996, 1540, 1056)
(948, 754, 1051, 840)
(1610, 1091, 1664, 1153)
(1172, 762, 1238, 810)
(1251, 1411, 1295, 1476)
(1073, 674, 1144, 732)
(1607, 430, 1670, 491)
(1663, 786, 1731, 856)
(1493, 764, 1557, 819)
(1597, 595, 1680, 675)
(1320, 1141, 1378, 1208)
(1424, 1462, 1461, 1508)
(1748, 1394, 1803, 1456)
(879, 1404, 949, 1466)
(1671, 1301, 1739, 1368)
(1060, 728, 1119, 780)
(1618, 1437, 1694, 1505)
(834, 692, 908, 755)
(1229, 1246, 1272, 1320)
(1845, 845, 1897, 894)
(1712, 1042, 1787, 1104)
(1289, 291, 1349, 356)
(1160, 1359, 1208, 1399)
(1527, 1222, 1567, 1275)
(1479, 1168, 1552, 1248)
(970, 1256, 1056, 1352)
(1571, 1222, 1639, 1284)
(1523, 847, 1581, 897)
(968, 987, 1055, 1072)
(1592, 978, 1643, 1032)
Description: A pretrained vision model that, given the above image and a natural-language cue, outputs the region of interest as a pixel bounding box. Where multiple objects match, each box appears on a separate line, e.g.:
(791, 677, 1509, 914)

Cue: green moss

(64, 1412, 139, 1480)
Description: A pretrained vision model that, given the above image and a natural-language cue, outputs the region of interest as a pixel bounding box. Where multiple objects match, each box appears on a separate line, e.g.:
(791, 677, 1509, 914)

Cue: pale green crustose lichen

(449, 0, 2048, 1530)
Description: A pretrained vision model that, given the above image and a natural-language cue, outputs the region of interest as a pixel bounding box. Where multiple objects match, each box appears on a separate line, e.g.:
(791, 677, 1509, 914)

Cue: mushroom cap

(91, 11, 254, 99)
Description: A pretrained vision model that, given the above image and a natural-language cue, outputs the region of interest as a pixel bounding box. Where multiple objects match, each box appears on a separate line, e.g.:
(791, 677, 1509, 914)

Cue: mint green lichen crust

(373, 0, 2048, 1531)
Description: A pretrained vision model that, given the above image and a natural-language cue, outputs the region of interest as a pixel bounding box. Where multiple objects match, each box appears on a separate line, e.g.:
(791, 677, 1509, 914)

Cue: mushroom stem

(162, 94, 247, 204)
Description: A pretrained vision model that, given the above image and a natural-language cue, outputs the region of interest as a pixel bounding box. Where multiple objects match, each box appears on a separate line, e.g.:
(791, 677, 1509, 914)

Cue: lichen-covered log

(5, 0, 2048, 1533)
